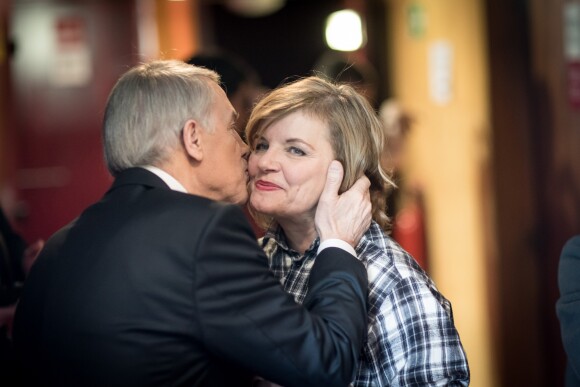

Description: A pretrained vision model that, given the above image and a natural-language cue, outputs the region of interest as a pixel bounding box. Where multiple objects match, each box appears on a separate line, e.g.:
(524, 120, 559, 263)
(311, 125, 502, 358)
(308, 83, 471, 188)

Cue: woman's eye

(255, 142, 268, 151)
(288, 146, 306, 156)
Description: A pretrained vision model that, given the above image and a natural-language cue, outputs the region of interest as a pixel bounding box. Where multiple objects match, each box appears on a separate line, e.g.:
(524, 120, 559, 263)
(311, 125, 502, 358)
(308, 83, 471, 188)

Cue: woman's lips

(255, 180, 281, 191)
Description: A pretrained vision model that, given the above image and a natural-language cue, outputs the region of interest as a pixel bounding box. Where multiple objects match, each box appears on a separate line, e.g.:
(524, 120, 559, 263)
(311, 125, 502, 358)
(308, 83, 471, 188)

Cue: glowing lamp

(325, 9, 365, 52)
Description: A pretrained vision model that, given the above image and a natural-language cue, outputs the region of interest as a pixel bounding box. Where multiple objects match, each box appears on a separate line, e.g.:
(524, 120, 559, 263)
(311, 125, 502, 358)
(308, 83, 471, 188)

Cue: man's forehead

(212, 84, 237, 122)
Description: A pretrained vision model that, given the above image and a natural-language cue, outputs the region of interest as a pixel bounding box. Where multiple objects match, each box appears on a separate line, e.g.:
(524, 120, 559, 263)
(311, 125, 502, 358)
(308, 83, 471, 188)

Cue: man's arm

(195, 204, 368, 387)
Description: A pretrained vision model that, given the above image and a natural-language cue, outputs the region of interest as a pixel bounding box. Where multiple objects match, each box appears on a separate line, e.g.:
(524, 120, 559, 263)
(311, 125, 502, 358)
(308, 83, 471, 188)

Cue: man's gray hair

(103, 59, 220, 176)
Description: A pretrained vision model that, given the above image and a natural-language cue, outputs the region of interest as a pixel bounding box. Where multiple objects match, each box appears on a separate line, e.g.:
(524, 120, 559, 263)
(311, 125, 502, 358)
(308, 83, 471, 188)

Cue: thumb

(320, 160, 344, 200)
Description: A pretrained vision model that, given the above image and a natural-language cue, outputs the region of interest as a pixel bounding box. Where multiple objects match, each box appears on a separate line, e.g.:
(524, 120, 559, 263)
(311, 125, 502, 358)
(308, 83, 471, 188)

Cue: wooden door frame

(486, 0, 579, 385)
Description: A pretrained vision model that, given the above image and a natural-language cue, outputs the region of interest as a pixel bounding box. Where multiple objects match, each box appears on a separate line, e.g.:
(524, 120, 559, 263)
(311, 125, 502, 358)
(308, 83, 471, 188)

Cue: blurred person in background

(314, 53, 379, 108)
(379, 99, 429, 270)
(186, 49, 266, 138)
(246, 76, 470, 386)
(556, 235, 580, 387)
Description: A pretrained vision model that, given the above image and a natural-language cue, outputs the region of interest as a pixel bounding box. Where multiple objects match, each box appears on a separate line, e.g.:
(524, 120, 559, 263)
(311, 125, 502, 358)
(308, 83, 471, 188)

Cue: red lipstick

(255, 180, 281, 191)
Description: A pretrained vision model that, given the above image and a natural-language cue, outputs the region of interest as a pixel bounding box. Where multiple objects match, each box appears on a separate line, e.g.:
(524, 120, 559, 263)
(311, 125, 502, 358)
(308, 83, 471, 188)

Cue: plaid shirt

(261, 221, 470, 387)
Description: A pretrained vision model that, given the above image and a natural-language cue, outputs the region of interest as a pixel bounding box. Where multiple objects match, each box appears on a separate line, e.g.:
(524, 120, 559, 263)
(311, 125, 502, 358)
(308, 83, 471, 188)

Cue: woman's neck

(277, 217, 317, 254)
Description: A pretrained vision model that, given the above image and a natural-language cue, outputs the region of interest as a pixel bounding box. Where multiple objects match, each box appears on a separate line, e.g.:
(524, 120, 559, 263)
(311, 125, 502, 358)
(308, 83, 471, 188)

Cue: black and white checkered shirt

(260, 221, 470, 386)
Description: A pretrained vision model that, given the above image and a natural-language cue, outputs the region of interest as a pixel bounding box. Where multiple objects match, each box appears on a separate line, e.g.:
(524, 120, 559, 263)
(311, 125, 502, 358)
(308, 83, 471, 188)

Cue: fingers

(315, 162, 373, 246)
(350, 174, 371, 195)
(320, 160, 344, 201)
(343, 176, 372, 245)
(348, 195, 372, 246)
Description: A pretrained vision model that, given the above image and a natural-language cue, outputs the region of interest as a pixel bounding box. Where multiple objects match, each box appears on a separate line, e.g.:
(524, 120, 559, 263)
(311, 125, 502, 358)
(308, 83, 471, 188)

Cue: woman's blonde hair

(245, 76, 395, 231)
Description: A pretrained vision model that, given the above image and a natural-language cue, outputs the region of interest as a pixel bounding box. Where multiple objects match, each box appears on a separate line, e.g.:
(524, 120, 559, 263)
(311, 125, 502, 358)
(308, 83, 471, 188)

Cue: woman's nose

(257, 148, 280, 171)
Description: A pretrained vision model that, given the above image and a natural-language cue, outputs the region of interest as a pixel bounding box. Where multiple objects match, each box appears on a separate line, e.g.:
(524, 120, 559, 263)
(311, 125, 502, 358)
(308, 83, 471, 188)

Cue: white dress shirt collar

(141, 166, 188, 193)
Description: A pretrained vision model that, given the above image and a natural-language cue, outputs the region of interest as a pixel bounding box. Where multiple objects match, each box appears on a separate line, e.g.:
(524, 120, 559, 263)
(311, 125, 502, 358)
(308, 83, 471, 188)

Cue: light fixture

(325, 9, 366, 52)
(225, 0, 286, 17)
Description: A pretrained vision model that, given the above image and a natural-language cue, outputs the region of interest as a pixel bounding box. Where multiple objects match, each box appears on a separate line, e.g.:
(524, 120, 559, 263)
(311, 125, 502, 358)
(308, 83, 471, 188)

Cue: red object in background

(8, 1, 140, 242)
(56, 16, 86, 46)
(391, 200, 429, 272)
(568, 61, 580, 110)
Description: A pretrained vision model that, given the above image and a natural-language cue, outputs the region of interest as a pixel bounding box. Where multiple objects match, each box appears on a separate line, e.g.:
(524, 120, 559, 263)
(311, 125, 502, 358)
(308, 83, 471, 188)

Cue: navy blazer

(557, 235, 580, 387)
(13, 168, 368, 387)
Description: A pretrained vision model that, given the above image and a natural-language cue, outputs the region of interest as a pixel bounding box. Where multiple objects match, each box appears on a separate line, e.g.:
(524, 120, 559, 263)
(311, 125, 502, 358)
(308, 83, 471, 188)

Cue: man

(13, 60, 372, 387)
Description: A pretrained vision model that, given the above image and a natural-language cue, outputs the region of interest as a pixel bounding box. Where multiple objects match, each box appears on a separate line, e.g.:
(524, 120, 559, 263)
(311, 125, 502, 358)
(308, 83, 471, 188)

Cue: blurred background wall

(1, 0, 579, 386)
(389, 1, 496, 385)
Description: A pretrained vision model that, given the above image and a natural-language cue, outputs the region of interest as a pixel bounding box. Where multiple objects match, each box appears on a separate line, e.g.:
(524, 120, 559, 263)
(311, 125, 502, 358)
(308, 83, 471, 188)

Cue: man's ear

(182, 119, 203, 162)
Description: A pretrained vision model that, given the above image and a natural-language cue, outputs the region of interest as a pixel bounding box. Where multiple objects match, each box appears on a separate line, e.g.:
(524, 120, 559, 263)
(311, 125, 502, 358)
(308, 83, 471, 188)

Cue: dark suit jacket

(557, 235, 580, 387)
(13, 168, 368, 387)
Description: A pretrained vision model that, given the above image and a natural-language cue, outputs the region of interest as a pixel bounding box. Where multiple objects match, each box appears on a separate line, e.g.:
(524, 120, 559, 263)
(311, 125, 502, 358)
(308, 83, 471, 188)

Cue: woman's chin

(250, 198, 272, 212)
(252, 206, 275, 217)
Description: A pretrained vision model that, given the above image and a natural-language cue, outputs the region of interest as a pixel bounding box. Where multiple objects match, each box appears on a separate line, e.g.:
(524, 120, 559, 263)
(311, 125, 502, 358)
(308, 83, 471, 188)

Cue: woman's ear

(182, 119, 203, 161)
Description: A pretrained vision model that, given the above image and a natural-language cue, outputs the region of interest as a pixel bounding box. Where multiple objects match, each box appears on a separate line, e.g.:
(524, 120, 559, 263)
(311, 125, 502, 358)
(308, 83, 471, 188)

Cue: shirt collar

(265, 220, 381, 259)
(264, 224, 320, 259)
(141, 166, 188, 193)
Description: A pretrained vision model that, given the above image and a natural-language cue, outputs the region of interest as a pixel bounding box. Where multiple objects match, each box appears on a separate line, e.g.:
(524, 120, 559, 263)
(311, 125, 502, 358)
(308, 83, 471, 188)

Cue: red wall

(7, 0, 140, 241)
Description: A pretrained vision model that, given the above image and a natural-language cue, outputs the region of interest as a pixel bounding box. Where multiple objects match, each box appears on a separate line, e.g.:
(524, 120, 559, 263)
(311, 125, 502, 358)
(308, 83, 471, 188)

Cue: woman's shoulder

(357, 221, 432, 287)
(358, 222, 415, 265)
(358, 223, 454, 319)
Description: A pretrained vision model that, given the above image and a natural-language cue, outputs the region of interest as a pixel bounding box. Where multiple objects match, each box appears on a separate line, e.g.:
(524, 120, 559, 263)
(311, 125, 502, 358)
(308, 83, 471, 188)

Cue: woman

(246, 76, 470, 386)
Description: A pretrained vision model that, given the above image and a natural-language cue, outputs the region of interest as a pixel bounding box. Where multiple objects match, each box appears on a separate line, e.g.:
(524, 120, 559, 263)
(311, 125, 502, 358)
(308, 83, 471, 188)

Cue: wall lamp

(325, 9, 366, 52)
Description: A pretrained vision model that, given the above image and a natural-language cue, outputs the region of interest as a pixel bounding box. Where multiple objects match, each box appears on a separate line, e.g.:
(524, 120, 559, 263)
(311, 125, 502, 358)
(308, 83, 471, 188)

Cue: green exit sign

(408, 2, 426, 39)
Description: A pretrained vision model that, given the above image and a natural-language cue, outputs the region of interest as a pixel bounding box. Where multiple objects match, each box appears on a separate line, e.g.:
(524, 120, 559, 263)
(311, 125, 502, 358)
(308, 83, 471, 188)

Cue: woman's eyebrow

(285, 138, 314, 149)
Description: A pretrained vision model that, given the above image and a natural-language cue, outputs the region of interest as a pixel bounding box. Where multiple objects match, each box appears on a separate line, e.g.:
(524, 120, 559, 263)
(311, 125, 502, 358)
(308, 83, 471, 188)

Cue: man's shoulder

(168, 193, 245, 218)
(110, 167, 244, 216)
